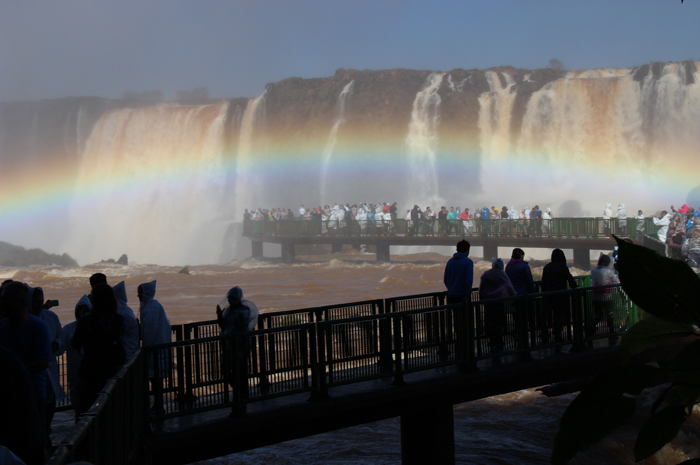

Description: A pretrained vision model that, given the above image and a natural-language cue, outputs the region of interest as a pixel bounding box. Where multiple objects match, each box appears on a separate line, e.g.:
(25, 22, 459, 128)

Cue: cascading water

(512, 62, 700, 215)
(63, 103, 230, 265)
(320, 80, 354, 205)
(234, 92, 266, 221)
(405, 72, 445, 209)
(2, 61, 699, 264)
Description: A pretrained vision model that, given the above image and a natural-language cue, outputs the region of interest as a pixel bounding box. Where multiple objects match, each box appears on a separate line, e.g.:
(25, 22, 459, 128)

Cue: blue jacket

(444, 253, 474, 297)
(505, 259, 535, 296)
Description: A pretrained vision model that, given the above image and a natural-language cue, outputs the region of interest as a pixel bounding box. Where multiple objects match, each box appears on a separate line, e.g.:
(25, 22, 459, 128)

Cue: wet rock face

(0, 241, 79, 268)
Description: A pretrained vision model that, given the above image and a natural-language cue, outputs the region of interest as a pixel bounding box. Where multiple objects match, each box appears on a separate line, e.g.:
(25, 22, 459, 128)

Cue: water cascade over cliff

(1, 61, 698, 265)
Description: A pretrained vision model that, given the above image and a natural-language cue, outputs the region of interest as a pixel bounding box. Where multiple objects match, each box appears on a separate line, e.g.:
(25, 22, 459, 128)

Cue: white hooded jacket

(138, 280, 171, 378)
(113, 281, 140, 359)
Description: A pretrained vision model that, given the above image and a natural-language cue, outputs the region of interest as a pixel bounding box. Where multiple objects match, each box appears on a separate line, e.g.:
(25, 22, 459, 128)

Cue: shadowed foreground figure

(541, 249, 578, 345)
(138, 280, 172, 400)
(443, 240, 474, 305)
(217, 286, 258, 415)
(71, 283, 125, 416)
(479, 258, 516, 352)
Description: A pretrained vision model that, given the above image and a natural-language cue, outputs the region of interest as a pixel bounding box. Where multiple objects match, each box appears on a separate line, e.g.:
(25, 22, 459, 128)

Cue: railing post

(392, 313, 406, 385)
(310, 320, 330, 401)
(518, 296, 532, 361)
(571, 288, 586, 352)
(379, 314, 393, 374)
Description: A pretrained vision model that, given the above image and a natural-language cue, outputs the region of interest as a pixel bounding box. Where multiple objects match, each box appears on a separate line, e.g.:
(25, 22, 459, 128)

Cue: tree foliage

(552, 237, 700, 464)
(548, 58, 564, 71)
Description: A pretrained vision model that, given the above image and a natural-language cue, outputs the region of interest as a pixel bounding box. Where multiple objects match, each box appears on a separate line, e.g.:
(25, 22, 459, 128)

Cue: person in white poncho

(138, 280, 171, 383)
(216, 286, 258, 405)
(112, 281, 140, 360)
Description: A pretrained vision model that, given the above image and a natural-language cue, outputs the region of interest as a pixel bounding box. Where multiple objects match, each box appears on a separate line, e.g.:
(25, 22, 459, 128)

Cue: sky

(0, 1, 698, 102)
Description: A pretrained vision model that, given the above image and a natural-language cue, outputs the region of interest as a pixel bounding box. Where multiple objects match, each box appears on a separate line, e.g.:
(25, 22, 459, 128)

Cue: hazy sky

(1, 1, 698, 102)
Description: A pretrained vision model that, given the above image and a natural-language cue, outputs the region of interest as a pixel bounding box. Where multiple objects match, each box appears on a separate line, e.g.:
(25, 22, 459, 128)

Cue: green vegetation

(0, 241, 79, 268)
(552, 237, 700, 464)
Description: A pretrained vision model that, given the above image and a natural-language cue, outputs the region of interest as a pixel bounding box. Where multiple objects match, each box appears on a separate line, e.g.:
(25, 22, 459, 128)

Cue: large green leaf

(634, 405, 688, 461)
(619, 316, 696, 363)
(552, 365, 658, 465)
(670, 338, 700, 386)
(615, 237, 700, 325)
(667, 384, 700, 411)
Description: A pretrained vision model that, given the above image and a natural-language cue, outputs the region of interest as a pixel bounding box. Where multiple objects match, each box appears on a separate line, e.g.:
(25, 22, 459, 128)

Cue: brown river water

(3, 251, 698, 464)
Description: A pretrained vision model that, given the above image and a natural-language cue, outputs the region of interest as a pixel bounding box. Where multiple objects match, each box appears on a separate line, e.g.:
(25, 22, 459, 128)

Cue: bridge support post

(483, 242, 498, 261)
(251, 241, 263, 258)
(281, 243, 295, 264)
(573, 248, 590, 271)
(376, 244, 391, 262)
(401, 403, 455, 465)
(331, 243, 343, 254)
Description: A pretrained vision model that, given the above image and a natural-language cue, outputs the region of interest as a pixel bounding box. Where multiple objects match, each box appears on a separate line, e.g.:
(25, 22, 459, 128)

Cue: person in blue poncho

(443, 240, 474, 305)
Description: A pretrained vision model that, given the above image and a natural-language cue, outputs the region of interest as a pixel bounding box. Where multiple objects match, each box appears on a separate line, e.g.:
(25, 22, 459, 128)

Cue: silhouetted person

(444, 240, 474, 305)
(29, 287, 66, 437)
(541, 249, 578, 344)
(0, 281, 51, 458)
(71, 283, 125, 416)
(216, 286, 258, 410)
(138, 280, 171, 401)
(505, 248, 535, 296)
(479, 258, 516, 352)
(62, 295, 91, 419)
(113, 281, 140, 359)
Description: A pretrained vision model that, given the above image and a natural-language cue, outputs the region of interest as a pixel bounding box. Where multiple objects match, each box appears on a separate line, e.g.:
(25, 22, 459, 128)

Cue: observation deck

(243, 217, 657, 269)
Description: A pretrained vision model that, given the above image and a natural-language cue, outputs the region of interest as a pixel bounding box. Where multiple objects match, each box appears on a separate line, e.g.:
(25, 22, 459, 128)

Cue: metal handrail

(145, 281, 642, 420)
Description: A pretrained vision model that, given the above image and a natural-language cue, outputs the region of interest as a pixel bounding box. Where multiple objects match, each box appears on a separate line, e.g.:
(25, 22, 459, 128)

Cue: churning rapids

(3, 251, 699, 464)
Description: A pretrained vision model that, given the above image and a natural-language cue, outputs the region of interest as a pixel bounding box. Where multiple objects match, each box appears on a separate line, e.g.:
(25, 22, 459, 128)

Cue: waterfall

(405, 72, 445, 208)
(234, 92, 266, 221)
(64, 103, 230, 265)
(320, 80, 354, 205)
(511, 63, 699, 213)
(479, 71, 517, 158)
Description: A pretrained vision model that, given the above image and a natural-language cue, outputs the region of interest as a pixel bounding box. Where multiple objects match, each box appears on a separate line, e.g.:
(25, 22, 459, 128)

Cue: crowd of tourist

(245, 201, 700, 267)
(244, 202, 636, 237)
(0, 275, 170, 464)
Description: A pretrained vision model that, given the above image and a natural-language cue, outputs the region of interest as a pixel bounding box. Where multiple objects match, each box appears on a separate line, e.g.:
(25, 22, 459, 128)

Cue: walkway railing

(145, 281, 647, 421)
(47, 350, 149, 465)
(243, 217, 656, 239)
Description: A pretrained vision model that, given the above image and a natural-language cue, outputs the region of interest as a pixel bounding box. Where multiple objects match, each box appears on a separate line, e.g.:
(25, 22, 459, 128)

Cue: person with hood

(29, 287, 66, 436)
(541, 249, 578, 344)
(686, 209, 700, 235)
(112, 281, 140, 359)
(138, 280, 172, 384)
(71, 284, 125, 416)
(667, 213, 686, 260)
(617, 204, 627, 235)
(588, 254, 620, 341)
(505, 248, 535, 296)
(479, 258, 517, 352)
(460, 208, 471, 235)
(603, 203, 613, 236)
(682, 227, 700, 270)
(542, 207, 552, 235)
(480, 207, 491, 236)
(653, 210, 671, 243)
(635, 210, 645, 237)
(216, 286, 258, 407)
(0, 282, 52, 455)
(62, 295, 91, 415)
(443, 240, 474, 305)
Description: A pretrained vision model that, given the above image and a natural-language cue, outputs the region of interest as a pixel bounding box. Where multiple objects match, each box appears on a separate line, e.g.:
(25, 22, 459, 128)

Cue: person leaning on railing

(541, 249, 578, 346)
(443, 240, 474, 305)
(588, 254, 619, 343)
(216, 286, 258, 413)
